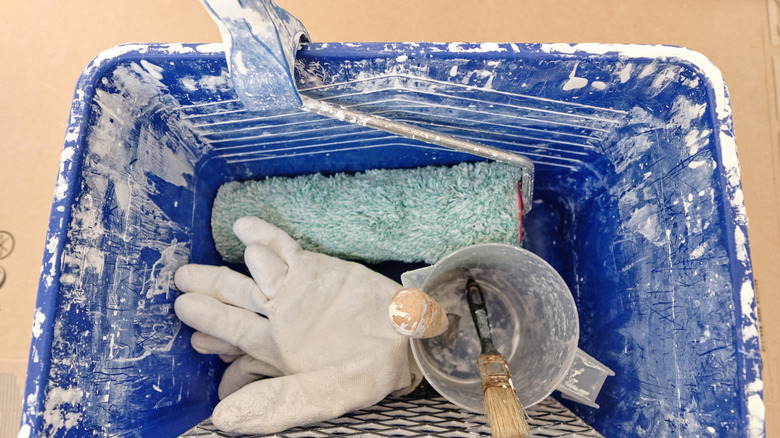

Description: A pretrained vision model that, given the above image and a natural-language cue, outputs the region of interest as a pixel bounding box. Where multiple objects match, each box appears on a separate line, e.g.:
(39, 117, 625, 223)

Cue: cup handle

(555, 348, 615, 408)
(401, 265, 435, 290)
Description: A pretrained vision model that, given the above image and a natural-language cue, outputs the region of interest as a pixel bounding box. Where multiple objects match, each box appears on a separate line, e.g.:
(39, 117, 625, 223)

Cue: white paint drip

(685, 129, 711, 156)
(651, 66, 679, 90)
(741, 281, 759, 343)
(618, 64, 634, 83)
(446, 42, 505, 53)
(639, 63, 657, 79)
(747, 393, 765, 433)
(690, 243, 708, 259)
(688, 160, 706, 169)
(625, 204, 665, 246)
(234, 50, 249, 76)
(139, 60, 164, 80)
(670, 96, 706, 131)
(44, 237, 59, 288)
(32, 308, 46, 339)
(734, 223, 749, 263)
(17, 424, 31, 438)
(196, 43, 225, 53)
(200, 69, 232, 91)
(42, 387, 84, 436)
(562, 63, 588, 91)
(181, 77, 198, 91)
(608, 110, 655, 174)
(146, 241, 189, 299)
(54, 147, 75, 202)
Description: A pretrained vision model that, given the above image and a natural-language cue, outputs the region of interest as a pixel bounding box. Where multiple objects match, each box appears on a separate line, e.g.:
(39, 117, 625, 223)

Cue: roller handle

(389, 288, 449, 339)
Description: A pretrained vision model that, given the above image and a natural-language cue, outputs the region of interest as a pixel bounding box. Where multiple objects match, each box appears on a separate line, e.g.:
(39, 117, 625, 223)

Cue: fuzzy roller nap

(212, 161, 522, 264)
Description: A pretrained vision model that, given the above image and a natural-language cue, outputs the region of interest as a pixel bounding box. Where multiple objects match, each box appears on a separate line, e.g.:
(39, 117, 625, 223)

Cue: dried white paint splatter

(562, 63, 588, 91)
(32, 309, 46, 339)
(42, 387, 84, 436)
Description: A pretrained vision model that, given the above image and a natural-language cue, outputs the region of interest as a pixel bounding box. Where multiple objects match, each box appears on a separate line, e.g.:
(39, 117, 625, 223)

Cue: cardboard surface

(0, 1, 777, 436)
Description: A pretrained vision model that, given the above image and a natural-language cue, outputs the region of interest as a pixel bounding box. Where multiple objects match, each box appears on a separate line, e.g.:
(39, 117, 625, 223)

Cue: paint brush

(466, 277, 531, 438)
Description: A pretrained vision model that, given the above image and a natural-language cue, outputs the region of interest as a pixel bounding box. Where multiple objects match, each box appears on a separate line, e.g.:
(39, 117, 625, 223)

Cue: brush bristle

(478, 354, 531, 438)
(483, 385, 531, 438)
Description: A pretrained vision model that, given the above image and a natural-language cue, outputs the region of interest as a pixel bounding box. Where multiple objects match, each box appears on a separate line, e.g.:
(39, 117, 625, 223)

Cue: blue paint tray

(21, 40, 763, 437)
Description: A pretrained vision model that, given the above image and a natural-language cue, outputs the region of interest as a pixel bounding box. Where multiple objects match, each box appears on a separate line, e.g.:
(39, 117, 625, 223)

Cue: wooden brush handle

(389, 288, 449, 338)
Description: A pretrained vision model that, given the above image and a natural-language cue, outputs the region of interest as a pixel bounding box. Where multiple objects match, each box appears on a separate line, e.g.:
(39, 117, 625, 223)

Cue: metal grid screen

(180, 394, 604, 438)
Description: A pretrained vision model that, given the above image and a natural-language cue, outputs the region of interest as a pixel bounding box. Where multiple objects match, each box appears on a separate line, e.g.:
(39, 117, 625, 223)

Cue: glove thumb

(212, 361, 407, 435)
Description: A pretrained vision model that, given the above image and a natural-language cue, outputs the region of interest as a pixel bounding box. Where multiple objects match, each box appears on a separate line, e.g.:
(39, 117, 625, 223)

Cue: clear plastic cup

(402, 243, 613, 413)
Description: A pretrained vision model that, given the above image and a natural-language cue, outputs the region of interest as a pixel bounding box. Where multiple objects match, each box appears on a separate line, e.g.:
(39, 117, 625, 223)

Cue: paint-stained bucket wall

(20, 42, 762, 437)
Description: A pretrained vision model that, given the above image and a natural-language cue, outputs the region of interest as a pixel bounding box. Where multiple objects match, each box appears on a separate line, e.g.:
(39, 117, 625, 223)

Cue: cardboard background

(1, 1, 776, 436)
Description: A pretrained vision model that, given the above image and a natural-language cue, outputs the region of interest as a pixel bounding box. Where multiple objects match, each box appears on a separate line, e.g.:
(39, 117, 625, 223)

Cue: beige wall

(1, 1, 777, 435)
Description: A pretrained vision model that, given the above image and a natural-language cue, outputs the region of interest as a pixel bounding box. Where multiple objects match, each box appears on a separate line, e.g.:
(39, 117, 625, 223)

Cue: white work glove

(174, 217, 419, 435)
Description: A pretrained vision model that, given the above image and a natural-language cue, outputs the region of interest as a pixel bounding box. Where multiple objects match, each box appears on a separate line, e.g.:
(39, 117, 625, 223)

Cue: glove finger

(232, 217, 301, 262)
(211, 364, 393, 435)
(174, 264, 270, 315)
(218, 355, 284, 400)
(220, 354, 242, 363)
(174, 293, 279, 368)
(191, 331, 244, 356)
(244, 244, 288, 299)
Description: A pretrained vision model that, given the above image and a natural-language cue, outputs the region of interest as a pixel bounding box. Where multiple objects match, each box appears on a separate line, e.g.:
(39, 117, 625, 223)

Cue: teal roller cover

(211, 161, 522, 264)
